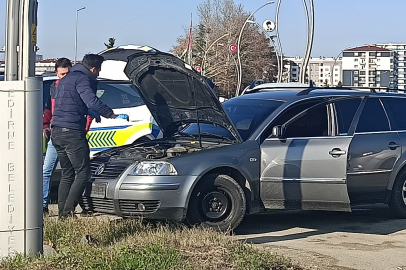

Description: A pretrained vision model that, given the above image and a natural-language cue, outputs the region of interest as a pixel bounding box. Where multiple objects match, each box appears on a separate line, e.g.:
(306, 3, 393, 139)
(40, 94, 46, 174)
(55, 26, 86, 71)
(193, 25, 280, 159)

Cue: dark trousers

(51, 127, 90, 217)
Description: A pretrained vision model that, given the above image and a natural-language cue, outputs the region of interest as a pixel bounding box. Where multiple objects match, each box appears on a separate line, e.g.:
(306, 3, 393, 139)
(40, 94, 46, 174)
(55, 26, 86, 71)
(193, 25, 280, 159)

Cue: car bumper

(80, 174, 198, 221)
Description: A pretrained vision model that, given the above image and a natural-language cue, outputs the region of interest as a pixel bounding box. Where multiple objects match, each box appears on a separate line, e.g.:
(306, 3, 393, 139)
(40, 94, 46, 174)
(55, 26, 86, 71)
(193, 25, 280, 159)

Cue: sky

(0, 0, 405, 61)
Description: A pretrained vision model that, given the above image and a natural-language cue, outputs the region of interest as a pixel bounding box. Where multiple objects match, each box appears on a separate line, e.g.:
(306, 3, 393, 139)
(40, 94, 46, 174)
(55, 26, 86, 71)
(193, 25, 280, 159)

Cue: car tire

(389, 170, 406, 218)
(186, 174, 246, 231)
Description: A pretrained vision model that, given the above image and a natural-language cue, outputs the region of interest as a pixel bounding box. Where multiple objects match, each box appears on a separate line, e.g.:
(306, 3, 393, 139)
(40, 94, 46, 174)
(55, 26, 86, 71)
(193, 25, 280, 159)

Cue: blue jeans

(43, 139, 58, 207)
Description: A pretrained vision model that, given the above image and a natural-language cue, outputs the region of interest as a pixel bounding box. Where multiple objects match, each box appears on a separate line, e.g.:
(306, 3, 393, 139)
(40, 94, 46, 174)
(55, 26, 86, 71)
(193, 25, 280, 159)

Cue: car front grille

(80, 196, 115, 214)
(119, 200, 161, 214)
(80, 197, 161, 215)
(90, 156, 129, 179)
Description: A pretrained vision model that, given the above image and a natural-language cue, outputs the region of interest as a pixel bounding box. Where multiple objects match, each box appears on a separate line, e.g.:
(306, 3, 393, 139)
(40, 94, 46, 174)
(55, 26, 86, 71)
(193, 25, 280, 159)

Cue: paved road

(234, 204, 406, 270)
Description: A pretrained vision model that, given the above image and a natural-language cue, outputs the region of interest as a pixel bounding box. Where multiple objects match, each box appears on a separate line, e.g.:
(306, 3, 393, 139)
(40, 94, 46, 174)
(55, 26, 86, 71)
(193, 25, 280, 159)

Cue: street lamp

(202, 33, 229, 76)
(330, 46, 351, 86)
(236, 1, 274, 96)
(74, 6, 85, 64)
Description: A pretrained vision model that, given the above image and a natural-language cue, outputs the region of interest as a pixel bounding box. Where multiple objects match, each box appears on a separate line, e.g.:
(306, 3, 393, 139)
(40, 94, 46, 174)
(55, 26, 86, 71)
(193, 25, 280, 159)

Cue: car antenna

(192, 80, 203, 148)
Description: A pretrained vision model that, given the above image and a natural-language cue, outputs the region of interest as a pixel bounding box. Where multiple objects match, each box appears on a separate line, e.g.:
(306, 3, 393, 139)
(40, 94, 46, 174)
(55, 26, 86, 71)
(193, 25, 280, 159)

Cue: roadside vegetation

(0, 216, 302, 270)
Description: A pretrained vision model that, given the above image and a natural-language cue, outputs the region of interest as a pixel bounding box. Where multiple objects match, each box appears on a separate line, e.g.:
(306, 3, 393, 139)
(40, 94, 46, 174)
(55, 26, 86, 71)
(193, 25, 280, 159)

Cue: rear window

(97, 82, 144, 109)
(381, 98, 406, 130)
(356, 98, 390, 133)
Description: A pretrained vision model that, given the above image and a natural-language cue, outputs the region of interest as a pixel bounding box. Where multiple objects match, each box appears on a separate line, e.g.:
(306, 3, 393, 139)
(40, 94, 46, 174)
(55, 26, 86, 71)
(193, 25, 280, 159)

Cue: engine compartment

(104, 140, 205, 161)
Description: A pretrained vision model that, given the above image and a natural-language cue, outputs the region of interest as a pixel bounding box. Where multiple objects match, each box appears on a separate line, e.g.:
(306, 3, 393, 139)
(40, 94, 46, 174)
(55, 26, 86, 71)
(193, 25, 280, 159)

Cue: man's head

(55, 58, 72, 79)
(82, 54, 105, 77)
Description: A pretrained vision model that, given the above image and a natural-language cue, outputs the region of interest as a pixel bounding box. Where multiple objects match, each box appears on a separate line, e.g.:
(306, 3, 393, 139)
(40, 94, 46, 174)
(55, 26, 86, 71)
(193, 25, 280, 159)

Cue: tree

(337, 81, 343, 87)
(104, 37, 116, 49)
(171, 0, 278, 98)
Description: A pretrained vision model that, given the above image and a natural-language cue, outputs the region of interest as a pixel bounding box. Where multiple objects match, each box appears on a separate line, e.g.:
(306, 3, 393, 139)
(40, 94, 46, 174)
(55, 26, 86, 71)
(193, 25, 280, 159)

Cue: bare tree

(171, 0, 278, 98)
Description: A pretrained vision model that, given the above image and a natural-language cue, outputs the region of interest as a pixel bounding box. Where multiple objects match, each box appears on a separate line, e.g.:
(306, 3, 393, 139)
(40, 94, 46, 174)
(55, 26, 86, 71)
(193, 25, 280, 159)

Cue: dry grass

(0, 216, 302, 270)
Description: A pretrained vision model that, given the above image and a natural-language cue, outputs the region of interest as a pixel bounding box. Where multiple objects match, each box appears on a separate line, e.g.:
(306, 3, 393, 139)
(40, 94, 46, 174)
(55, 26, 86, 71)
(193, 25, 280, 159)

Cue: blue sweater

(52, 64, 115, 130)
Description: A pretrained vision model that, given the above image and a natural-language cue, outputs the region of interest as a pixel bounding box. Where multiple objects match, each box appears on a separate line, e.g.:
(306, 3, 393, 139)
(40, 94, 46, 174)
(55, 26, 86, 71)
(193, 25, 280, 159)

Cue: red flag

(186, 14, 192, 65)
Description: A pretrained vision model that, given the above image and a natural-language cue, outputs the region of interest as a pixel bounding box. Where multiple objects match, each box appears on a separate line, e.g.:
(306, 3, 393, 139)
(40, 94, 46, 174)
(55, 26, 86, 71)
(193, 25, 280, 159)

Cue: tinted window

(222, 98, 284, 141)
(334, 98, 361, 135)
(284, 104, 328, 138)
(42, 80, 54, 111)
(356, 98, 390, 133)
(97, 82, 144, 109)
(381, 98, 406, 130)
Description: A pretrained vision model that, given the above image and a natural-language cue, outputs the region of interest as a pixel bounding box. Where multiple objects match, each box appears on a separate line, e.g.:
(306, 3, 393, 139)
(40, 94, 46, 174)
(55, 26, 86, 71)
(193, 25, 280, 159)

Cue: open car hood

(124, 51, 242, 142)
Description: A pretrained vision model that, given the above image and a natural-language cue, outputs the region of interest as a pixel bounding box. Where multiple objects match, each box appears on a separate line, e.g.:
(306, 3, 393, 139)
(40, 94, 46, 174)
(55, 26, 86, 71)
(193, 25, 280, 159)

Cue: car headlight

(128, 161, 178, 176)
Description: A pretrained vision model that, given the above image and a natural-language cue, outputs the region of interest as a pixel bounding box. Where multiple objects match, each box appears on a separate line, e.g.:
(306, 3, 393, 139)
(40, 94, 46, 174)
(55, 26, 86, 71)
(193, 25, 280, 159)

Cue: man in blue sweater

(51, 54, 128, 219)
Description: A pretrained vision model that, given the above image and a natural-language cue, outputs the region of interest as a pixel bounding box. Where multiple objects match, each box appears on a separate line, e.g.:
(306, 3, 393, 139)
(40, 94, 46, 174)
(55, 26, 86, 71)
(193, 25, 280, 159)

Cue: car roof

(239, 84, 406, 104)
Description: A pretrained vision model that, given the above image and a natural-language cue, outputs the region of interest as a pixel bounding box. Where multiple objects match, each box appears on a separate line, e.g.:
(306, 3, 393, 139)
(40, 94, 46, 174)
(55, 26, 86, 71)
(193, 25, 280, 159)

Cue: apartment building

(285, 56, 343, 87)
(341, 45, 392, 88)
(371, 43, 406, 90)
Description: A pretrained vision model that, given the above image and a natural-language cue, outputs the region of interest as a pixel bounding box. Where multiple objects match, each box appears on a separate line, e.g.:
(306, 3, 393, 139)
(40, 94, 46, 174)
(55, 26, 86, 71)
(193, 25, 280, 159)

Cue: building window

(354, 58, 358, 62)
(369, 52, 376, 57)
(335, 74, 338, 77)
(354, 65, 359, 68)
(360, 71, 366, 75)
(292, 68, 297, 72)
(335, 68, 338, 71)
(377, 52, 381, 56)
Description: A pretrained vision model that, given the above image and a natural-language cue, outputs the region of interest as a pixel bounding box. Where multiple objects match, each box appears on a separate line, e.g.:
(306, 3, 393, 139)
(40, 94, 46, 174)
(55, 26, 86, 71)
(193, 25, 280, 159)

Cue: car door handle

(329, 148, 346, 157)
(388, 142, 400, 149)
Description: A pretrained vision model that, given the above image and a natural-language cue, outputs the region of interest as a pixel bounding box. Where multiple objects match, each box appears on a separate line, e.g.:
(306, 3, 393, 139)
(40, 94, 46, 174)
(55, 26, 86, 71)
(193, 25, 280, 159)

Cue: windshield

(180, 98, 284, 141)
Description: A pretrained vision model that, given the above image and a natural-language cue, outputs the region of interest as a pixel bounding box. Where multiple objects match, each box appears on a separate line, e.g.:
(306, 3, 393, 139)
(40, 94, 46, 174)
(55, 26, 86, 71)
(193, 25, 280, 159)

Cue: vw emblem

(94, 163, 106, 176)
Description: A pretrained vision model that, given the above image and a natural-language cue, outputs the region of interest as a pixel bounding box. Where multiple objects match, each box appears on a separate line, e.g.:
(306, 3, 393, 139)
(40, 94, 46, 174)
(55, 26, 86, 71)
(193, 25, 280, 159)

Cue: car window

(43, 80, 54, 111)
(283, 104, 329, 138)
(381, 98, 406, 131)
(355, 98, 390, 133)
(334, 98, 361, 135)
(262, 99, 325, 140)
(97, 82, 144, 109)
(223, 98, 284, 141)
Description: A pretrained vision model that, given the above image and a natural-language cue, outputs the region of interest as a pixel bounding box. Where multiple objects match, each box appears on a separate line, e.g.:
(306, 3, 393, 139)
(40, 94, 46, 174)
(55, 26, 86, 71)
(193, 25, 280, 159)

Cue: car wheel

(389, 170, 406, 218)
(186, 174, 246, 231)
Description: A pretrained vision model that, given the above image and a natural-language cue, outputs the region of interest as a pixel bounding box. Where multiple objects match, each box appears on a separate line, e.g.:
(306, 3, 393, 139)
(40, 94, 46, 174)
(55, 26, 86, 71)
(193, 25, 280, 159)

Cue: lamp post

(330, 46, 351, 86)
(247, 20, 280, 84)
(74, 6, 85, 64)
(236, 1, 274, 96)
(202, 33, 229, 76)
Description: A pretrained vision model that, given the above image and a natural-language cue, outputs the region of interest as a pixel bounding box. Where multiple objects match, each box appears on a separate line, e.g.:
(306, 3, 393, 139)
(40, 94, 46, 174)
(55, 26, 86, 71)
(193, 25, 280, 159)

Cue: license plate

(90, 183, 107, 198)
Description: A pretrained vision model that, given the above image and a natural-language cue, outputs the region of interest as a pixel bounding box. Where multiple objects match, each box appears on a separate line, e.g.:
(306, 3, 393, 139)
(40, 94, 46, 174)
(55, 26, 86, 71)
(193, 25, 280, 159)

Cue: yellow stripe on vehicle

(113, 123, 152, 146)
(87, 123, 152, 149)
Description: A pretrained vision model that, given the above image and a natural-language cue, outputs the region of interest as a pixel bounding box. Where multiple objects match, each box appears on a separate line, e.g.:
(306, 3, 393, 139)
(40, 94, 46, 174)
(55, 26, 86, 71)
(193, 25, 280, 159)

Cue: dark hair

(82, 54, 105, 70)
(55, 57, 72, 71)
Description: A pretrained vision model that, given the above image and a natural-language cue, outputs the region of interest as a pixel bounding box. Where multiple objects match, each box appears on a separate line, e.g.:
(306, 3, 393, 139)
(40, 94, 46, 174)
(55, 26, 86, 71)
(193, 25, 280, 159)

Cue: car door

(347, 97, 401, 202)
(260, 97, 361, 211)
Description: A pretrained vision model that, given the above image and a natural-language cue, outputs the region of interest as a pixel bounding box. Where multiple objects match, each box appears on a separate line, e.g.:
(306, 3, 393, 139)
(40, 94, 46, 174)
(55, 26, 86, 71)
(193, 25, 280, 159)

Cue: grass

(0, 216, 302, 270)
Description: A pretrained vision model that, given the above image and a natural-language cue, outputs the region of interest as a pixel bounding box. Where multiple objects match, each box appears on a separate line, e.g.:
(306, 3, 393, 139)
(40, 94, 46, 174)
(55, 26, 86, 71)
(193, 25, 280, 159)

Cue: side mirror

(272, 125, 282, 138)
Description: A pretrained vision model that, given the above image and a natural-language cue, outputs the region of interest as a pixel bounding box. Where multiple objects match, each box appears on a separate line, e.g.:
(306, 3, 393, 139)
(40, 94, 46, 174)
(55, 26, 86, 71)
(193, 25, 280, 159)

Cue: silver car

(80, 51, 406, 230)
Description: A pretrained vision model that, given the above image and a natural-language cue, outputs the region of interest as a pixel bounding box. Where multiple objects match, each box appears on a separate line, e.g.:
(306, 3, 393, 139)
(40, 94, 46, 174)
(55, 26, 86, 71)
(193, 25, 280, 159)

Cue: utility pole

(0, 0, 43, 258)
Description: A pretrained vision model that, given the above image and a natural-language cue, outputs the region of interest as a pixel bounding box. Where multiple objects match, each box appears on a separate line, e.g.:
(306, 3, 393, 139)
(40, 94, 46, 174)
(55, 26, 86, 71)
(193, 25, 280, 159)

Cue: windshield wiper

(174, 131, 198, 139)
(200, 132, 235, 142)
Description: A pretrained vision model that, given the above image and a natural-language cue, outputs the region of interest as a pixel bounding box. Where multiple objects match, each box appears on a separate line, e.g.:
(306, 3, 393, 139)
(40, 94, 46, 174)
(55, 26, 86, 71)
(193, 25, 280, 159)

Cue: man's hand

(115, 114, 129, 121)
(88, 110, 101, 123)
(43, 128, 51, 140)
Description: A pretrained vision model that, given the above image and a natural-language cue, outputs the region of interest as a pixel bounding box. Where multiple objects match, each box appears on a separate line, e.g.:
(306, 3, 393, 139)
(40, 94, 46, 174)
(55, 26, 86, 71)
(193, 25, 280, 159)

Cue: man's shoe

(58, 211, 77, 221)
(43, 206, 49, 214)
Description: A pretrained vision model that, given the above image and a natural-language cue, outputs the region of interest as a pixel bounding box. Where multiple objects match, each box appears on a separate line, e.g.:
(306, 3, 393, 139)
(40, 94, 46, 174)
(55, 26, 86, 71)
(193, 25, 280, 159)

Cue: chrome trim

(265, 135, 352, 141)
(120, 183, 180, 190)
(347, 170, 391, 175)
(261, 177, 346, 184)
(354, 130, 399, 135)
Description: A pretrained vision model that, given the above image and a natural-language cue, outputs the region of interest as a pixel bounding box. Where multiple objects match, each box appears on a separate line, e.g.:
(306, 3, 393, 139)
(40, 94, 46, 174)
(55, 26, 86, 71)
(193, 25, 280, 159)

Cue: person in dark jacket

(51, 54, 128, 219)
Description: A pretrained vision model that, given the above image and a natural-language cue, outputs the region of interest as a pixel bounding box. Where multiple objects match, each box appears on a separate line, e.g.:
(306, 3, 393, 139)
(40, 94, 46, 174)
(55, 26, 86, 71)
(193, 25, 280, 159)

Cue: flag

(184, 14, 192, 65)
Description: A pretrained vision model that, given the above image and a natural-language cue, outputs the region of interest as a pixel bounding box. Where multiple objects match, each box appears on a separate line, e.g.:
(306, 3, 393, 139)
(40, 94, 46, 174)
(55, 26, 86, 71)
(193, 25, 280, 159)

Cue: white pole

(0, 0, 43, 258)
(74, 7, 85, 64)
